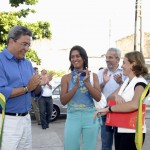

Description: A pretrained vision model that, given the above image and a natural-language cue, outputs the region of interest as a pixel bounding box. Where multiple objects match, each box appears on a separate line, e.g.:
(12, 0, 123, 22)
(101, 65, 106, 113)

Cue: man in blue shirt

(0, 25, 43, 150)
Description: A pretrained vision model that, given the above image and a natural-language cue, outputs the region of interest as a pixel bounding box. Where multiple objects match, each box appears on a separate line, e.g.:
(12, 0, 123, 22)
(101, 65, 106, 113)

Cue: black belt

(0, 112, 29, 116)
(42, 96, 52, 98)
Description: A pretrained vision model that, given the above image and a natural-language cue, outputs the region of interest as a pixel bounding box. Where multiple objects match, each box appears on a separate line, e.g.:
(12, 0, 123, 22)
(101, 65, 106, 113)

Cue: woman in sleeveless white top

(94, 51, 149, 150)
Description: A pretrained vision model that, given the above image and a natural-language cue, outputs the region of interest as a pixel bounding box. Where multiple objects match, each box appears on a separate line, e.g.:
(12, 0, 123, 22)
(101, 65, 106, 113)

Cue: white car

(51, 84, 67, 121)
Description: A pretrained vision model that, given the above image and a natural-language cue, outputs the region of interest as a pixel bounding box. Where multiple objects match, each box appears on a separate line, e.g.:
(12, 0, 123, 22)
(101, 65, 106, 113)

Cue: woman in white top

(94, 51, 149, 150)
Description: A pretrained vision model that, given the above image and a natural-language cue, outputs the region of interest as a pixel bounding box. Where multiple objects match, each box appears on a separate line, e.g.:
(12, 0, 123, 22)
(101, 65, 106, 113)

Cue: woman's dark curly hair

(125, 51, 148, 77)
(69, 45, 88, 71)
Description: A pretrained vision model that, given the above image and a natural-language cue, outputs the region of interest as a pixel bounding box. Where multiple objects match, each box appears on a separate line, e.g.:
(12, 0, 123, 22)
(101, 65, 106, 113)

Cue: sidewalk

(32, 112, 150, 150)
(32, 123, 63, 150)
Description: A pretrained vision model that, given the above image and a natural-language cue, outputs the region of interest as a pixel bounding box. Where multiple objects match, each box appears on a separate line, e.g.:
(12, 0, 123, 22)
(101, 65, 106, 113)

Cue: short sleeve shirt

(97, 66, 126, 99)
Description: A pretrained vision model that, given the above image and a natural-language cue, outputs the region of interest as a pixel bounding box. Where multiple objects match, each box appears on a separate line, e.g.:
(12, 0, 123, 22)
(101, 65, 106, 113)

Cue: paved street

(32, 111, 150, 150)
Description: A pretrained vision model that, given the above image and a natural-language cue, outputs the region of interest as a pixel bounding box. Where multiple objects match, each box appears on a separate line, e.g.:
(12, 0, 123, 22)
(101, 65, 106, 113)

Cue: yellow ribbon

(135, 82, 150, 150)
(0, 93, 6, 147)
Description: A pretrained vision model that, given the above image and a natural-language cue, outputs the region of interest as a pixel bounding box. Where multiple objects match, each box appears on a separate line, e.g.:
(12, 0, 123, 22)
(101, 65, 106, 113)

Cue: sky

(0, 0, 150, 70)
(27, 0, 136, 55)
(1, 0, 150, 56)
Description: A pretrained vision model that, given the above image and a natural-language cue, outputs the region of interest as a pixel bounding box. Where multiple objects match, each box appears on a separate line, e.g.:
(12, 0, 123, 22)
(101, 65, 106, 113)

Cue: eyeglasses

(105, 56, 118, 60)
(15, 40, 31, 48)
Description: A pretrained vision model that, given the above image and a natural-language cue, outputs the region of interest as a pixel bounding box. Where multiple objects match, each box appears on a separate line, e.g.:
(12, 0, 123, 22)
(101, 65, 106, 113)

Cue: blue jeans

(101, 115, 114, 150)
(64, 109, 99, 150)
(38, 96, 53, 128)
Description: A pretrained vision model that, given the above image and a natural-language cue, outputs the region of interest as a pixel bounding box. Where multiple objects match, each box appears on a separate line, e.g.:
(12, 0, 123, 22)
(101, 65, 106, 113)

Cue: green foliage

(27, 21, 51, 40)
(0, 12, 23, 44)
(9, 0, 38, 7)
(25, 49, 41, 65)
(0, 44, 6, 52)
(16, 9, 36, 18)
(0, 1, 52, 65)
(48, 70, 66, 78)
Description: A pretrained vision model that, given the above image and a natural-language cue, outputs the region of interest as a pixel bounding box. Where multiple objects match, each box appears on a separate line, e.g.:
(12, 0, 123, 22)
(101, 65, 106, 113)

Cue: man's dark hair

(33, 67, 38, 71)
(7, 25, 32, 44)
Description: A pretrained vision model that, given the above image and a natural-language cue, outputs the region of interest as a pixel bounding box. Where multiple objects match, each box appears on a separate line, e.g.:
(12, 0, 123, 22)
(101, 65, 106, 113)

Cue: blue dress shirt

(0, 48, 41, 113)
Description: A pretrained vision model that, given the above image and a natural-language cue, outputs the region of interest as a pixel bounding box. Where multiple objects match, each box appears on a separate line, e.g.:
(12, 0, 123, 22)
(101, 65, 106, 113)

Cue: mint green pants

(64, 109, 99, 150)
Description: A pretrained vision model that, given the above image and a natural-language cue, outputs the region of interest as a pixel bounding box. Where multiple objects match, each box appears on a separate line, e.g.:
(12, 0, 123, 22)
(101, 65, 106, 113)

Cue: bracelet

(108, 106, 112, 112)
(24, 86, 29, 94)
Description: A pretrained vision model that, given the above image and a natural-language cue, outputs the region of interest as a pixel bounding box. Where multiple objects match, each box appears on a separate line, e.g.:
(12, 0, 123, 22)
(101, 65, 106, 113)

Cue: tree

(0, 0, 52, 65)
(9, 0, 38, 7)
(48, 70, 66, 78)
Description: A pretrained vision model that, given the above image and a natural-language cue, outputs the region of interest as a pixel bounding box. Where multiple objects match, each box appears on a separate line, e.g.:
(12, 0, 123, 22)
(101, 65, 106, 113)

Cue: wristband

(24, 86, 29, 94)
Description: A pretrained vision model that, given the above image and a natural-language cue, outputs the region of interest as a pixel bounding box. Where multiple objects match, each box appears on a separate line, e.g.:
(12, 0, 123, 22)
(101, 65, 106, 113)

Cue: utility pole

(134, 0, 142, 52)
(108, 19, 111, 48)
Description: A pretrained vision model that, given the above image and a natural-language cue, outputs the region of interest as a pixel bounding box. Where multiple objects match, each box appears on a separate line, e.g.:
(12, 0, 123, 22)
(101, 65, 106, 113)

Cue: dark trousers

(114, 131, 145, 150)
(38, 96, 53, 128)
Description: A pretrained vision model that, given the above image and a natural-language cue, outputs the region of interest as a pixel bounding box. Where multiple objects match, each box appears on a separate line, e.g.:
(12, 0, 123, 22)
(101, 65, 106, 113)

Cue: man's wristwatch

(24, 86, 29, 94)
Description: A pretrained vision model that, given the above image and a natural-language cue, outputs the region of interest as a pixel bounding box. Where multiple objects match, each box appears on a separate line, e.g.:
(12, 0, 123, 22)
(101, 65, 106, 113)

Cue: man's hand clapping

(103, 69, 111, 84)
(27, 74, 41, 92)
(114, 73, 123, 85)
